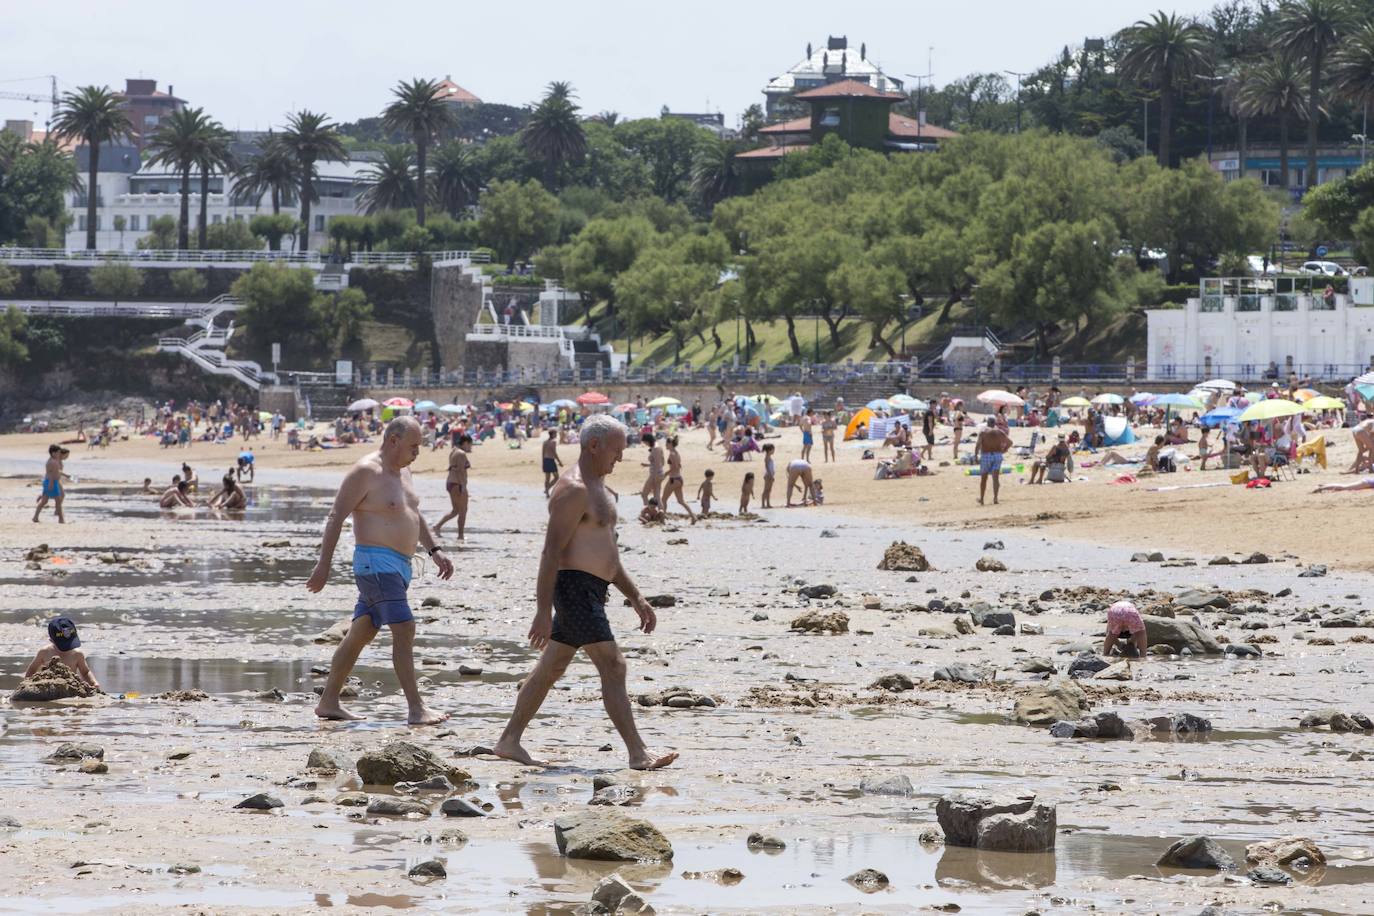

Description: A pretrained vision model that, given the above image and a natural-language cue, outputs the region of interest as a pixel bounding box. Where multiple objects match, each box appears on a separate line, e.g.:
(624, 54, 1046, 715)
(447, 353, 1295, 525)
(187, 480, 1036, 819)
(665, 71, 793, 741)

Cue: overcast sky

(3, 0, 1220, 132)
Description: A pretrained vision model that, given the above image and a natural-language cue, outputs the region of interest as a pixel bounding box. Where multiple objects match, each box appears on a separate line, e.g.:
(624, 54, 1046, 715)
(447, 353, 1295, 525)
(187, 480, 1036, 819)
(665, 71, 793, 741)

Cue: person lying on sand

(1313, 477, 1374, 494)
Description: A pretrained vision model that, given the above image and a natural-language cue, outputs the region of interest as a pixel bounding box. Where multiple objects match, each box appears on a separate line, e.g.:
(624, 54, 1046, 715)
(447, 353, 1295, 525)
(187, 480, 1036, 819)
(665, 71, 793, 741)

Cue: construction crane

(0, 76, 59, 130)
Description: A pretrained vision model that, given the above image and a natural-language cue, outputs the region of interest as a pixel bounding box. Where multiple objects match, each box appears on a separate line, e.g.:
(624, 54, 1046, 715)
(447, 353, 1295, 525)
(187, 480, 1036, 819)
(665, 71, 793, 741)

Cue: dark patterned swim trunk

(550, 569, 615, 648)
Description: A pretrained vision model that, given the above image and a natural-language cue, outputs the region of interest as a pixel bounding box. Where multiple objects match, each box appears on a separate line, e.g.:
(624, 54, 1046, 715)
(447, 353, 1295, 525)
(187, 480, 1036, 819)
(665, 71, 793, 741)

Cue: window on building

(212, 214, 222, 225)
(314, 215, 325, 231)
(144, 114, 159, 128)
(129, 215, 140, 231)
(819, 107, 841, 127)
(78, 215, 86, 231)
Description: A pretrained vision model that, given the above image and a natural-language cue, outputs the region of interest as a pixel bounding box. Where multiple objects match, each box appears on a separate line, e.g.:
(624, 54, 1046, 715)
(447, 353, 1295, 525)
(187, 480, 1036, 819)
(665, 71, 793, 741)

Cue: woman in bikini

(433, 434, 473, 540)
(660, 436, 697, 523)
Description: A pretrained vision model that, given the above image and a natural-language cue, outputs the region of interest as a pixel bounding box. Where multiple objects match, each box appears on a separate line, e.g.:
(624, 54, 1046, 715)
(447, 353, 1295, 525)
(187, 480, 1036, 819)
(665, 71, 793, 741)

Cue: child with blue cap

(24, 617, 100, 690)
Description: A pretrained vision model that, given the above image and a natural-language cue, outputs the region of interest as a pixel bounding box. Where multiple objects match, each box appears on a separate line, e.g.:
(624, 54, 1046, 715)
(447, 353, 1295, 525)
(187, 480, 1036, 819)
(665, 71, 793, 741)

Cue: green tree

(138, 215, 178, 250)
(195, 119, 234, 249)
(1330, 21, 1374, 121)
(429, 142, 481, 215)
(691, 136, 742, 210)
(522, 83, 587, 190)
(0, 135, 76, 246)
(321, 287, 373, 343)
(1349, 204, 1374, 262)
(1236, 57, 1306, 190)
(360, 145, 417, 213)
(169, 268, 206, 299)
(1274, 0, 1354, 190)
(0, 306, 29, 368)
(553, 214, 658, 319)
(230, 263, 327, 352)
(51, 85, 133, 250)
(23, 214, 60, 248)
(249, 213, 298, 251)
(33, 266, 61, 298)
(773, 133, 855, 181)
(0, 264, 17, 296)
(203, 220, 260, 250)
(1118, 11, 1211, 167)
(282, 110, 347, 252)
(613, 118, 709, 202)
(233, 134, 298, 214)
(145, 107, 216, 250)
(89, 261, 144, 299)
(477, 179, 560, 267)
(381, 77, 455, 227)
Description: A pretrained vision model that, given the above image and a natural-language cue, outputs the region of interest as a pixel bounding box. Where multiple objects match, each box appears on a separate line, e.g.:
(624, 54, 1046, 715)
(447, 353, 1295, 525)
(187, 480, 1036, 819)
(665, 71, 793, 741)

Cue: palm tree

(1238, 57, 1308, 190)
(51, 86, 133, 250)
(1274, 0, 1354, 189)
(359, 146, 417, 214)
(281, 110, 346, 251)
(545, 81, 575, 102)
(195, 121, 233, 249)
(691, 137, 741, 208)
(145, 107, 215, 250)
(593, 110, 621, 127)
(1118, 11, 1212, 167)
(381, 77, 455, 227)
(233, 133, 298, 214)
(1331, 21, 1374, 144)
(1222, 65, 1254, 180)
(522, 85, 586, 190)
(429, 142, 481, 215)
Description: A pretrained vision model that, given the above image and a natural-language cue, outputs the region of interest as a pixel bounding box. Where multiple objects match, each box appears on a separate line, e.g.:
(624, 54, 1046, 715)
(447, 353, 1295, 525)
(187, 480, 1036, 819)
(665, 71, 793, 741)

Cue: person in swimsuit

(541, 428, 562, 496)
(952, 411, 967, 460)
(820, 411, 837, 463)
(1313, 477, 1374, 493)
(761, 443, 776, 508)
(493, 414, 677, 771)
(785, 458, 814, 507)
(1102, 600, 1148, 660)
(159, 479, 195, 509)
(799, 412, 814, 462)
(921, 408, 937, 461)
(433, 434, 473, 540)
(208, 473, 247, 510)
(660, 436, 697, 523)
(33, 444, 71, 524)
(639, 432, 664, 506)
(973, 418, 1012, 506)
(181, 462, 199, 493)
(696, 469, 715, 515)
(307, 417, 452, 724)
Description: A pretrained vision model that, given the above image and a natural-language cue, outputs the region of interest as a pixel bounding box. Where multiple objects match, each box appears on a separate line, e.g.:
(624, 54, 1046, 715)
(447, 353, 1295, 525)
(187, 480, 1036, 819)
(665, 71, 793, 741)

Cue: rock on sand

(553, 811, 673, 861)
(936, 791, 1057, 852)
(877, 541, 931, 572)
(356, 741, 471, 786)
(1144, 618, 1223, 655)
(790, 610, 849, 634)
(1012, 678, 1090, 725)
(1157, 836, 1236, 870)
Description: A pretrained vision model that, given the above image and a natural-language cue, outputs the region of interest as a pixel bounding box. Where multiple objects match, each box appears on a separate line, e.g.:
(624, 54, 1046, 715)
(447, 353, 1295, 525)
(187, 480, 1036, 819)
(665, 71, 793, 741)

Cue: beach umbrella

(257, 410, 272, 421)
(518, 401, 536, 413)
(977, 389, 1024, 407)
(1196, 379, 1237, 391)
(889, 394, 922, 410)
(347, 398, 379, 411)
(1129, 392, 1156, 405)
(439, 404, 464, 414)
(414, 399, 438, 411)
(754, 394, 784, 406)
(107, 419, 127, 428)
(1357, 384, 1374, 400)
(1200, 407, 1241, 428)
(666, 405, 688, 416)
(1355, 371, 1374, 385)
(1237, 398, 1304, 422)
(646, 396, 680, 408)
(1091, 393, 1124, 405)
(576, 391, 610, 406)
(384, 397, 413, 408)
(1059, 396, 1091, 408)
(612, 403, 638, 413)
(1292, 388, 1321, 402)
(734, 396, 761, 417)
(866, 398, 892, 411)
(548, 398, 578, 410)
(1302, 396, 1346, 411)
(1151, 393, 1205, 410)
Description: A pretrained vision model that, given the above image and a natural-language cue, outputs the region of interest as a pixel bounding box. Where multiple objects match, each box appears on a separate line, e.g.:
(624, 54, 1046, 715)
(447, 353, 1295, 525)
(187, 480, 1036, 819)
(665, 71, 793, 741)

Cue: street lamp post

(1004, 70, 1028, 133)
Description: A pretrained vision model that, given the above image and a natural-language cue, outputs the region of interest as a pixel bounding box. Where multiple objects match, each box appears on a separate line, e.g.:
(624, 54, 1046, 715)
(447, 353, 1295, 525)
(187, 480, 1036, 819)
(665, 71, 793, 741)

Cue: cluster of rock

(635, 687, 717, 709)
(1156, 834, 1325, 885)
(1299, 709, 1374, 731)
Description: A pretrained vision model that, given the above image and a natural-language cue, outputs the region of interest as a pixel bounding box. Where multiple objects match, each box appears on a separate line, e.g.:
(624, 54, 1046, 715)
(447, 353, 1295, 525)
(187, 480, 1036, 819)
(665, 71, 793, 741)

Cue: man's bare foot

(492, 738, 544, 766)
(629, 750, 679, 771)
(977, 498, 984, 505)
(315, 703, 365, 721)
(407, 706, 449, 726)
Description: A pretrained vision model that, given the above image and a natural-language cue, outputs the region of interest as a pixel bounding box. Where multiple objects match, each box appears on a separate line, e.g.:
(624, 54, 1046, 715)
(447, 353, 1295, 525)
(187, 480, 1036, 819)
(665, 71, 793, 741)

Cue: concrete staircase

(156, 294, 276, 390)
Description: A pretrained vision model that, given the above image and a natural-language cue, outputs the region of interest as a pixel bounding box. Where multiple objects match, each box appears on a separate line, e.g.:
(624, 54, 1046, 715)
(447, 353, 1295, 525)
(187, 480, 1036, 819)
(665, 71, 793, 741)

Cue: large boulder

(859, 773, 914, 797)
(356, 741, 470, 786)
(1012, 678, 1090, 726)
(11, 660, 97, 702)
(1144, 618, 1223, 655)
(554, 811, 673, 861)
(790, 610, 849, 634)
(877, 541, 931, 572)
(935, 791, 1056, 852)
(971, 606, 1015, 629)
(1245, 836, 1326, 868)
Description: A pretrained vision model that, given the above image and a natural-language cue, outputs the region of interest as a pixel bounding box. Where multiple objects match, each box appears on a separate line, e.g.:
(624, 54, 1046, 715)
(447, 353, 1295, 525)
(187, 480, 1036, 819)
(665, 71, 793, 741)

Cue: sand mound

(11, 659, 96, 702)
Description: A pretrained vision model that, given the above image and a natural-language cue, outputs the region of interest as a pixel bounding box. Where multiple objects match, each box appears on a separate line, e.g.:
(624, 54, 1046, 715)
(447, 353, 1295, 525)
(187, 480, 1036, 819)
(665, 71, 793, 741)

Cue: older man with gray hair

(494, 413, 678, 770)
(307, 416, 453, 724)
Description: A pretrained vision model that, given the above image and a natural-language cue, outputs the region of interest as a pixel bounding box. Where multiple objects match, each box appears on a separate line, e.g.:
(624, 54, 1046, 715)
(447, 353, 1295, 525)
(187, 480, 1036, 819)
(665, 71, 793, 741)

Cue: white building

(64, 142, 375, 251)
(1146, 277, 1374, 382)
(764, 36, 905, 120)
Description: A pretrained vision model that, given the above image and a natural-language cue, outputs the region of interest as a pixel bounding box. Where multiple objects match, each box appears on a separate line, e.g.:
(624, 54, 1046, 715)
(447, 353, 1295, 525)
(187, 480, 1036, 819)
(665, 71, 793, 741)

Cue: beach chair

(1015, 431, 1040, 458)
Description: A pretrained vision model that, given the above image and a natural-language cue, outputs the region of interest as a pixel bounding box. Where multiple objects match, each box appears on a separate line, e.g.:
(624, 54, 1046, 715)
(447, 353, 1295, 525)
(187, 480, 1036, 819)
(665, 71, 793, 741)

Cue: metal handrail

(0, 247, 321, 264)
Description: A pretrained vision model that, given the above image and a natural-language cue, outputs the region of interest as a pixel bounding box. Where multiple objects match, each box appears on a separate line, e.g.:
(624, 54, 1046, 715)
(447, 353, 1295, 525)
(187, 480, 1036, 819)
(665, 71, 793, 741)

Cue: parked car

(1298, 260, 1346, 277)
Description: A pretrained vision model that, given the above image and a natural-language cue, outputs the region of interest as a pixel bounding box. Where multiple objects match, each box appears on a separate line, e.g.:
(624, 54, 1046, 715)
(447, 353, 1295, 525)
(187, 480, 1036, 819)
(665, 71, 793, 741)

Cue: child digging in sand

(739, 472, 755, 514)
(639, 497, 665, 525)
(696, 469, 715, 515)
(25, 616, 100, 690)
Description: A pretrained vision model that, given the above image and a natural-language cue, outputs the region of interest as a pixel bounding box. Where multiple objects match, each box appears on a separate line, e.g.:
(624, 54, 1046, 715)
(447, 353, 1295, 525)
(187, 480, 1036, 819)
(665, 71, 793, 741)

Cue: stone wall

(430, 264, 485, 371)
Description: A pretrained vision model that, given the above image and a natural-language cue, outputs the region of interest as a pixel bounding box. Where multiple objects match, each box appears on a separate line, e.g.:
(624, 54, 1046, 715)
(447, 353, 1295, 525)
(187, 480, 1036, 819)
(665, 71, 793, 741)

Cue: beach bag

(1230, 470, 1250, 485)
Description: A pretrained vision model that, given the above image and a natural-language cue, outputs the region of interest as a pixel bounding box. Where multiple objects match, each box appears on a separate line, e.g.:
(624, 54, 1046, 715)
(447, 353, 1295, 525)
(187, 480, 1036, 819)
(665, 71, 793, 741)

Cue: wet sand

(0, 425, 1371, 913)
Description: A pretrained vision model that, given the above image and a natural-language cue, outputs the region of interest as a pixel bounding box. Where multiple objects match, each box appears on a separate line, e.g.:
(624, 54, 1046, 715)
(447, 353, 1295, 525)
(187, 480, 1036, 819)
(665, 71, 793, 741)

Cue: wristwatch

(429, 546, 445, 555)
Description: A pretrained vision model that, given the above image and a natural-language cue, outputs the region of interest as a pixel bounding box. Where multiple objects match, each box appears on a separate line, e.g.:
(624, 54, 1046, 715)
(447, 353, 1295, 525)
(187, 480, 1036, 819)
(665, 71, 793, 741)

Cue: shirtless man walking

(494, 414, 677, 771)
(799, 411, 814, 462)
(973, 418, 1013, 506)
(33, 445, 71, 524)
(639, 432, 663, 506)
(434, 433, 472, 540)
(308, 417, 452, 724)
(541, 429, 562, 497)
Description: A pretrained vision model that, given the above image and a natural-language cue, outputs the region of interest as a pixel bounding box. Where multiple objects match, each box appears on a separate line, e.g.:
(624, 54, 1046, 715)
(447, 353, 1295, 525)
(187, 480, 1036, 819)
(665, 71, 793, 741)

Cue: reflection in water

(935, 844, 1057, 889)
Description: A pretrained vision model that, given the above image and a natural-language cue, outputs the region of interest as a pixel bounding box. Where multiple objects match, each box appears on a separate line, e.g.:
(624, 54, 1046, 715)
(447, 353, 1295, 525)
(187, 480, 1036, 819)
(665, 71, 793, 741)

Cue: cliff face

(430, 264, 485, 372)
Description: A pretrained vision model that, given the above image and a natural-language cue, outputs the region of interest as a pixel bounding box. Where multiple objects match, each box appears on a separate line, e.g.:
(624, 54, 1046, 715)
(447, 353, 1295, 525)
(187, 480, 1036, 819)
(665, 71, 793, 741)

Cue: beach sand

(0, 420, 1370, 913)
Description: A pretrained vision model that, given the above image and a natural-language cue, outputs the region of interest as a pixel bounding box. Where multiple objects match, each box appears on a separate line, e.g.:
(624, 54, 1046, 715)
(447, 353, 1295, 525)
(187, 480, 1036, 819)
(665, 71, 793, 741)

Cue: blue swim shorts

(979, 452, 1004, 476)
(352, 545, 414, 628)
(802, 431, 814, 446)
(41, 478, 62, 499)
